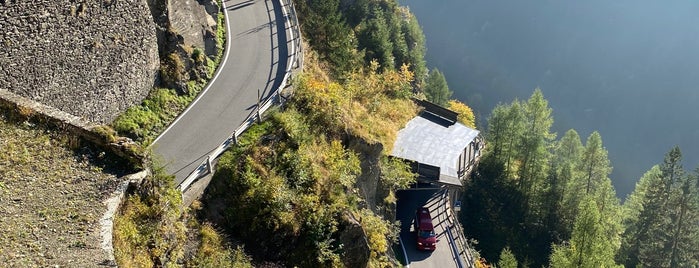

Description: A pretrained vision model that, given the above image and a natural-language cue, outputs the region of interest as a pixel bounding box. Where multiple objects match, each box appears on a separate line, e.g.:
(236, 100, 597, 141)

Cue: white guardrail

(178, 0, 302, 191)
(444, 193, 477, 268)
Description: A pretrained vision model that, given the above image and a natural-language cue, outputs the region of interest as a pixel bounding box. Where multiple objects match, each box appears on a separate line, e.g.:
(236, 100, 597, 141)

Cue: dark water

(400, 0, 699, 197)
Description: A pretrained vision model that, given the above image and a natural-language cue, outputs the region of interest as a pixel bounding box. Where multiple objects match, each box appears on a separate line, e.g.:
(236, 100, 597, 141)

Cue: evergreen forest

(462, 90, 699, 267)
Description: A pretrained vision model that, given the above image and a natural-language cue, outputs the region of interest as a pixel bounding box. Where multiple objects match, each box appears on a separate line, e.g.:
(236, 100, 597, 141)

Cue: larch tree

(548, 197, 622, 268)
(485, 101, 523, 177)
(548, 129, 584, 237)
(423, 68, 452, 106)
(578, 131, 612, 195)
(517, 88, 555, 219)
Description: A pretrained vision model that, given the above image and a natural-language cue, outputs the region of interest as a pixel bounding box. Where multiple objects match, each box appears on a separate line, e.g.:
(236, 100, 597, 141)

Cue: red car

(415, 207, 437, 251)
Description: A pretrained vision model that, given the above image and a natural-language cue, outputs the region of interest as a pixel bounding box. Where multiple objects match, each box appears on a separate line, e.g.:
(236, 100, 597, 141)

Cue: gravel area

(0, 118, 122, 267)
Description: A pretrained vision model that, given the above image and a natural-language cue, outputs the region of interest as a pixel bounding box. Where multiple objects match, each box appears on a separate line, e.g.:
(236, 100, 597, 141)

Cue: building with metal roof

(390, 100, 483, 187)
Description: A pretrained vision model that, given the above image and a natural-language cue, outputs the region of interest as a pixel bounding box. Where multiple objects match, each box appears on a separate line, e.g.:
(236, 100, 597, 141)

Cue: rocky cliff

(0, 0, 159, 124)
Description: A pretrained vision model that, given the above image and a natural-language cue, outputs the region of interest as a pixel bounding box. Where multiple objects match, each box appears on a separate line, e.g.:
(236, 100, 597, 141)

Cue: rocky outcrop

(0, 0, 159, 124)
(147, 0, 221, 94)
(339, 212, 370, 268)
(168, 0, 220, 57)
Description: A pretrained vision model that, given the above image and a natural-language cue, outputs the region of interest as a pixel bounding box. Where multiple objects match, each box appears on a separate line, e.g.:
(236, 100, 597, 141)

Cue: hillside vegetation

(112, 0, 480, 267)
(203, 52, 418, 266)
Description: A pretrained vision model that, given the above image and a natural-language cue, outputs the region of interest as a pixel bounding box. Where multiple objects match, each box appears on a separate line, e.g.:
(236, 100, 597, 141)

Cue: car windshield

(418, 229, 435, 238)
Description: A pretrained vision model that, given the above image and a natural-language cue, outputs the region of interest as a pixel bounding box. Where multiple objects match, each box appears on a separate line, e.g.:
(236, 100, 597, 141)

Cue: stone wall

(0, 0, 159, 124)
(0, 88, 144, 168)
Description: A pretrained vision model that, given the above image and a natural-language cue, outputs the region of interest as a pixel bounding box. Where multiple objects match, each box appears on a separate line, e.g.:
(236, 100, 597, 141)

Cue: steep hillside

(0, 0, 159, 124)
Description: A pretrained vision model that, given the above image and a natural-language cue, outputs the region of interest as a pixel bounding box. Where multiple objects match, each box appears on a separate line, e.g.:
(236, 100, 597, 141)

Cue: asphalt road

(397, 188, 462, 268)
(152, 0, 289, 184)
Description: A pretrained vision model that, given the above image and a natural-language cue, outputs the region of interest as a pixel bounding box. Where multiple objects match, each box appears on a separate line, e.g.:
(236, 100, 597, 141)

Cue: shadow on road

(227, 0, 254, 11)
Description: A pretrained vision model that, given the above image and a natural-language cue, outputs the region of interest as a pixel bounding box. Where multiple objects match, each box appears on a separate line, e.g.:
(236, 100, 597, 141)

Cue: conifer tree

(517, 89, 555, 219)
(637, 147, 684, 267)
(548, 197, 622, 268)
(542, 129, 583, 243)
(549, 129, 584, 237)
(579, 132, 612, 195)
(486, 101, 523, 176)
(423, 68, 452, 106)
(618, 166, 662, 267)
(619, 147, 699, 267)
(498, 247, 518, 268)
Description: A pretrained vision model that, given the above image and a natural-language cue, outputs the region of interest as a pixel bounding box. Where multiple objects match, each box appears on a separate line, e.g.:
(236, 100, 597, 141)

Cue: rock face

(168, 0, 219, 57)
(339, 212, 370, 268)
(0, 0, 159, 124)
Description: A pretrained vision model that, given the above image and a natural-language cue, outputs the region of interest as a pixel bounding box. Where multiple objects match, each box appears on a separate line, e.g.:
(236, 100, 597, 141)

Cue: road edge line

(151, 1, 234, 146)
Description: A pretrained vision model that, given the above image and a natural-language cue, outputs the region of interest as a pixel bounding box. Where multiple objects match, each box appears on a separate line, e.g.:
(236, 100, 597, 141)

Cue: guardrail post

(257, 88, 262, 123)
(207, 155, 213, 174)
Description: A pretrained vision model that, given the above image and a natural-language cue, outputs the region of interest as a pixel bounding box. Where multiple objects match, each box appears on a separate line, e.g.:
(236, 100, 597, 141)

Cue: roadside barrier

(178, 0, 302, 191)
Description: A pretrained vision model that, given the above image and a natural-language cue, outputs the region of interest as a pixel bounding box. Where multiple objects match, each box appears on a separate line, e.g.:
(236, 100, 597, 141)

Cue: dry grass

(0, 117, 121, 267)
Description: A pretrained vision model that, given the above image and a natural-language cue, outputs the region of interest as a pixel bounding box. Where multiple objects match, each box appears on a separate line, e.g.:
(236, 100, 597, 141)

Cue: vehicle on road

(415, 207, 437, 251)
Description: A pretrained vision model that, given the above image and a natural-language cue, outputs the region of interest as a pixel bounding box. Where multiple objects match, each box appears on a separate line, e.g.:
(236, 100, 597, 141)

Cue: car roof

(417, 207, 434, 229)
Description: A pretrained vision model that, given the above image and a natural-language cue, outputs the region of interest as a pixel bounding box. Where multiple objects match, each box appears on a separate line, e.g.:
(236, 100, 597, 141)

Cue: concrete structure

(391, 100, 483, 187)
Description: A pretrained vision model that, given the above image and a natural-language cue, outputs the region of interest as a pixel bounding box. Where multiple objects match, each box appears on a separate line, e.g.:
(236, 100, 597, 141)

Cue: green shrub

(188, 224, 253, 268)
(113, 166, 186, 267)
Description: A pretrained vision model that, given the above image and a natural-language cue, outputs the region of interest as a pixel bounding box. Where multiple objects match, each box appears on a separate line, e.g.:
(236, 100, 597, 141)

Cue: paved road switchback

(152, 0, 289, 184)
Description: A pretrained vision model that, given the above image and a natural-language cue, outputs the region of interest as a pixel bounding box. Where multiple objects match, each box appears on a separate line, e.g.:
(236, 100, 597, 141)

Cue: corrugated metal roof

(391, 112, 480, 185)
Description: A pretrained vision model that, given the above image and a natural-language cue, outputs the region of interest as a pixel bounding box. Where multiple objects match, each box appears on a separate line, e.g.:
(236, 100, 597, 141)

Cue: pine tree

(359, 7, 395, 70)
(620, 147, 699, 267)
(666, 172, 699, 267)
(617, 165, 662, 266)
(638, 147, 684, 267)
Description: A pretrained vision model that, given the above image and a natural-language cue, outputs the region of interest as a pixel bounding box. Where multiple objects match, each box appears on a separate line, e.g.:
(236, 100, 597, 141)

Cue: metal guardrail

(178, 0, 302, 191)
(444, 194, 476, 268)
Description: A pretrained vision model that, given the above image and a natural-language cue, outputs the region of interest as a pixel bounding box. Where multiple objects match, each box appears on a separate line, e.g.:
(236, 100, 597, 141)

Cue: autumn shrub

(448, 99, 477, 129)
(294, 60, 418, 148)
(188, 223, 253, 268)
